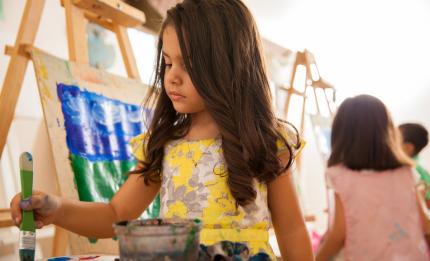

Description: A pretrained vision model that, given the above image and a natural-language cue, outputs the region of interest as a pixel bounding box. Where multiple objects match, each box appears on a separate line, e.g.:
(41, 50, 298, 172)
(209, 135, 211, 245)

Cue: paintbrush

(19, 152, 36, 261)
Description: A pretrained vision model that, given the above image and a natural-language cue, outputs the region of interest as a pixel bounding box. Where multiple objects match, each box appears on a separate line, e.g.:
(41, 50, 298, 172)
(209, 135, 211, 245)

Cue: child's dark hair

(399, 123, 429, 156)
(328, 94, 411, 170)
(132, 0, 300, 206)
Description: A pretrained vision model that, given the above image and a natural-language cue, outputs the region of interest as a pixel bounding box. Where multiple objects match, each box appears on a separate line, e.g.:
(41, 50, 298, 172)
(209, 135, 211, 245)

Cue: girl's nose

(166, 67, 182, 86)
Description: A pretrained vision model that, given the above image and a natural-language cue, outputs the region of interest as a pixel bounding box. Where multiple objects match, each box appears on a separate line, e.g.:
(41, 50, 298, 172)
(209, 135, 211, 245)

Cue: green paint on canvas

(70, 154, 135, 202)
(69, 154, 160, 218)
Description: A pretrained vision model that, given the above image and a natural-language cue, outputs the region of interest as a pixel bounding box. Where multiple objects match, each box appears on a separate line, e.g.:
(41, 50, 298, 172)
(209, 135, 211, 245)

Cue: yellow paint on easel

(37, 62, 49, 80)
(40, 82, 53, 103)
(32, 49, 49, 80)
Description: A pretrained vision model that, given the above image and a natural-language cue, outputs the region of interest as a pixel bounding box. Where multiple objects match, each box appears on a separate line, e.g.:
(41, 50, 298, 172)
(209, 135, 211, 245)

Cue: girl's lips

(168, 92, 185, 101)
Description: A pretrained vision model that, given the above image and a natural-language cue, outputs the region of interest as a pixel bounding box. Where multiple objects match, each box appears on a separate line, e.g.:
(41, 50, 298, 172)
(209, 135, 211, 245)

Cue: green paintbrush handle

(20, 152, 35, 232)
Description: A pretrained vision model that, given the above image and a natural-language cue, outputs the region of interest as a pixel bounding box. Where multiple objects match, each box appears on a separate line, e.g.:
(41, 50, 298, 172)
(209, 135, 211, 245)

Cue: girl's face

(162, 25, 206, 115)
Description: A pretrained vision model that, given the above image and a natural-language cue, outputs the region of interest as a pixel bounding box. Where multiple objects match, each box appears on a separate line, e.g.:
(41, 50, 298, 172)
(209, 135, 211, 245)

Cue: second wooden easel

(0, 0, 151, 256)
(280, 49, 335, 169)
(277, 49, 334, 224)
(283, 50, 335, 131)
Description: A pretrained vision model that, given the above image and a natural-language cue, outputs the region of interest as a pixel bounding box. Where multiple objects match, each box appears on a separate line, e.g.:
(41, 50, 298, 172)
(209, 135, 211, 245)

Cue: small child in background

(316, 95, 430, 261)
(399, 123, 430, 207)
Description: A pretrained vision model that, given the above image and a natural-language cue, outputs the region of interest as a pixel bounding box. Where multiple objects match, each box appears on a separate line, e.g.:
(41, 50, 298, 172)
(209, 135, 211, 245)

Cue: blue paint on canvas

(57, 83, 150, 161)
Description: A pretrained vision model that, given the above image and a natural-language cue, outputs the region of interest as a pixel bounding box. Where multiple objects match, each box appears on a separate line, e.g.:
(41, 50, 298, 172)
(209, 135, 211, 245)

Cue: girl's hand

(10, 191, 61, 229)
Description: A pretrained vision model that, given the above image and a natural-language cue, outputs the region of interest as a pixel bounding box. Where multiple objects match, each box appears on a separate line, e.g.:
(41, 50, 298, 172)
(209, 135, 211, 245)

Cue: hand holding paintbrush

(12, 191, 60, 229)
(10, 152, 61, 260)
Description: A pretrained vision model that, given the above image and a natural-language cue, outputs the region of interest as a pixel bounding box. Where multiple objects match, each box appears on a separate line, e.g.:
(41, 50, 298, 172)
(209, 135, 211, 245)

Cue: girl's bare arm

(268, 152, 314, 260)
(315, 193, 346, 261)
(11, 173, 160, 238)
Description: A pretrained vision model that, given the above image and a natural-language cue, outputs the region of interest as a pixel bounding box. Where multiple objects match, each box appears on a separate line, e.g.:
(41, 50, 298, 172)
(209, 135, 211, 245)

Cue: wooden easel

(0, 0, 151, 256)
(281, 49, 335, 168)
(283, 50, 335, 131)
(278, 49, 334, 224)
(0, 0, 148, 158)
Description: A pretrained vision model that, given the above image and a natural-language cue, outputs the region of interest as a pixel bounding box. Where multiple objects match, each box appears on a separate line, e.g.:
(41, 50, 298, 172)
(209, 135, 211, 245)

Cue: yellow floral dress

(130, 125, 302, 259)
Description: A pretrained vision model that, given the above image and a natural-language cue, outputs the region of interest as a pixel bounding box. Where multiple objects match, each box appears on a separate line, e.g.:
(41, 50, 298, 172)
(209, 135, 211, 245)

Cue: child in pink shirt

(316, 94, 430, 261)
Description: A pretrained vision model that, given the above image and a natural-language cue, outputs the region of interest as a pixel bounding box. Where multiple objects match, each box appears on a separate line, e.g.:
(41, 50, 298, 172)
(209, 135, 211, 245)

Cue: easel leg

(114, 25, 141, 80)
(297, 90, 307, 172)
(0, 0, 45, 158)
(64, 0, 88, 63)
(52, 226, 69, 256)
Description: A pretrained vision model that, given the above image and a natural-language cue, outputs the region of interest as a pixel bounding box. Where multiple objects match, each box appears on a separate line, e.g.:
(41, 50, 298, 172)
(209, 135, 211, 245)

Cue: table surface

(42, 255, 118, 261)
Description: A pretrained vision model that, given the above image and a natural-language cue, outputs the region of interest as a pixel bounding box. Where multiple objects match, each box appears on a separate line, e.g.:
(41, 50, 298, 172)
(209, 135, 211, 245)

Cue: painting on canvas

(32, 49, 153, 254)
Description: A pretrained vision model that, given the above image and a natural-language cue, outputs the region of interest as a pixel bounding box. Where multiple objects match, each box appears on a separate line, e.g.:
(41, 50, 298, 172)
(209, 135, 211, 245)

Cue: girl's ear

(402, 142, 415, 157)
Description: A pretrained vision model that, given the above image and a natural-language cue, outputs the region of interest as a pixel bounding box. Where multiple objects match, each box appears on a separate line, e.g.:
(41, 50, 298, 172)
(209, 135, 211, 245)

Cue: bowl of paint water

(114, 218, 202, 261)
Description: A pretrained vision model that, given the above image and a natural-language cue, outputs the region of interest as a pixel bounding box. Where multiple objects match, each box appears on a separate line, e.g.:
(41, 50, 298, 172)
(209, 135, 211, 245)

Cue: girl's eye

(165, 63, 172, 68)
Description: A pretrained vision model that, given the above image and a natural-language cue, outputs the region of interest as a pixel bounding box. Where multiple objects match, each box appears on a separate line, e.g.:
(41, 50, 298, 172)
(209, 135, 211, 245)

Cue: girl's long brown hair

(132, 0, 300, 206)
(328, 94, 412, 170)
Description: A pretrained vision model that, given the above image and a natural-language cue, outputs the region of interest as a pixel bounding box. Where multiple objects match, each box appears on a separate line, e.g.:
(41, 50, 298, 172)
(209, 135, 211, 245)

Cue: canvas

(309, 113, 332, 161)
(31, 49, 154, 254)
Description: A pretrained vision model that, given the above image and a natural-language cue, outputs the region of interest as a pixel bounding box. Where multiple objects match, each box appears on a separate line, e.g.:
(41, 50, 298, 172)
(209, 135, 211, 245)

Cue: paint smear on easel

(38, 62, 49, 79)
(40, 81, 53, 103)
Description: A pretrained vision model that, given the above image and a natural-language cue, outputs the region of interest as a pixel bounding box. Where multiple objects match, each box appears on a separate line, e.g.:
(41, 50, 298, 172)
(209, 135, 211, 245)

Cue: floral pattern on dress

(130, 123, 303, 260)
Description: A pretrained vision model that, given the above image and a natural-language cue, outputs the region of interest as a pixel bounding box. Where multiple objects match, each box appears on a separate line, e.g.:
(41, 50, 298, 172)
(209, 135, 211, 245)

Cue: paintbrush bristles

(19, 152, 33, 172)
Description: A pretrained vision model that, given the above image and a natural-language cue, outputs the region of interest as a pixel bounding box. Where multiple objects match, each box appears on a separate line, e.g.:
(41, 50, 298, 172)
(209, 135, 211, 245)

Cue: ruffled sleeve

(130, 132, 149, 161)
(276, 123, 305, 159)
